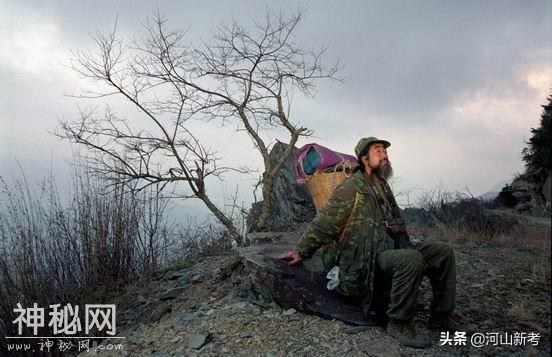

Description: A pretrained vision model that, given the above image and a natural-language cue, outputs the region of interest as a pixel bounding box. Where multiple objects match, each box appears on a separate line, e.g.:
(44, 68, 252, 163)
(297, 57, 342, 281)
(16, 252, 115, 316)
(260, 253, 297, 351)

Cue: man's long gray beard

(375, 162, 393, 180)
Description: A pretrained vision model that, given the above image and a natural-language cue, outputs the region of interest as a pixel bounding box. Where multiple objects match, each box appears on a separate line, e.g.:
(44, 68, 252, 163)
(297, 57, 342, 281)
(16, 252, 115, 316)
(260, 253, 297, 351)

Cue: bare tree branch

(58, 8, 341, 242)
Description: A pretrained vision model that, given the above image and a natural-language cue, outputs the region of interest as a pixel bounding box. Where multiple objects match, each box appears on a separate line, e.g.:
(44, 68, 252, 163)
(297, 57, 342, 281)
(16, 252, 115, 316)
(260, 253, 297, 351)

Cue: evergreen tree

(522, 94, 552, 173)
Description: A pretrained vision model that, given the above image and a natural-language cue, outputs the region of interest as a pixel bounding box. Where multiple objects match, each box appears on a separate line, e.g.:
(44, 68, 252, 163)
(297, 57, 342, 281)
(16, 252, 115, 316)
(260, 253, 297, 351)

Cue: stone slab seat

(239, 232, 379, 326)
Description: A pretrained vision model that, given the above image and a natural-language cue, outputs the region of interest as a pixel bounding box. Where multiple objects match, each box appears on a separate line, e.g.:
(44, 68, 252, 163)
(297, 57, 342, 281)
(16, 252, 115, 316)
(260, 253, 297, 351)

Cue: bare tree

(57, 9, 341, 245)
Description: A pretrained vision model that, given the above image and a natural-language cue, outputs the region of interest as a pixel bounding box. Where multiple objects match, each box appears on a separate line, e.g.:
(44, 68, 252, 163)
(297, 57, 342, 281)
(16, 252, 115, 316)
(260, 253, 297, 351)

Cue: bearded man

(280, 137, 461, 348)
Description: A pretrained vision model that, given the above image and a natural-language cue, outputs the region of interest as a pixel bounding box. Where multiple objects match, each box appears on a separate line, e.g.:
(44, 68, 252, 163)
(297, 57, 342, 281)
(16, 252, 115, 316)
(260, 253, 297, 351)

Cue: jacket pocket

(336, 265, 364, 297)
(335, 244, 366, 297)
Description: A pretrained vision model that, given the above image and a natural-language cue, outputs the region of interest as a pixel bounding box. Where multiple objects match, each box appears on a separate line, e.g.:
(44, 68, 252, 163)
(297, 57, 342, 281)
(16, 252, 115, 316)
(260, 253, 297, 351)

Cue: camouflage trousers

(371, 241, 457, 322)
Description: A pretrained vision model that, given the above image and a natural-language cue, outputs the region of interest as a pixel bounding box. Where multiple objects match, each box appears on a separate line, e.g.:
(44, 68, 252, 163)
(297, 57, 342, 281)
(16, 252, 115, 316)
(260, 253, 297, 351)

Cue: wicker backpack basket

(305, 164, 356, 212)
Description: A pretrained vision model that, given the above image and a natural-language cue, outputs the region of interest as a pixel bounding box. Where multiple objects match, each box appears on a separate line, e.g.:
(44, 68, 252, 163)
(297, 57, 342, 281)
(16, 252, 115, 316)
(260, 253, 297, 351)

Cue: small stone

(238, 301, 250, 309)
(178, 313, 195, 325)
(211, 267, 223, 279)
(168, 269, 191, 280)
(149, 304, 172, 322)
(228, 301, 248, 311)
(282, 308, 296, 316)
(240, 330, 253, 338)
(188, 333, 211, 350)
(358, 340, 401, 357)
(221, 290, 238, 304)
(160, 287, 186, 301)
(176, 277, 192, 287)
(341, 342, 352, 353)
(341, 325, 371, 334)
(150, 352, 167, 357)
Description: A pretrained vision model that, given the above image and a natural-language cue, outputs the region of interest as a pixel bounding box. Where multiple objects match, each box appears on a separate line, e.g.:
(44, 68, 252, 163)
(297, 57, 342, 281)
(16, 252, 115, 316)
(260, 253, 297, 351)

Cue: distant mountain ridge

(478, 179, 509, 201)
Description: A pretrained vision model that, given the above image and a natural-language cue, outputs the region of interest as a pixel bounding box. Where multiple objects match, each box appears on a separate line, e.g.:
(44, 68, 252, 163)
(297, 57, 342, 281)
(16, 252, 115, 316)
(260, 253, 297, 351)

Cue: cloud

(386, 62, 550, 199)
(0, 4, 65, 74)
(1, 0, 551, 212)
(525, 64, 552, 94)
(300, 0, 552, 125)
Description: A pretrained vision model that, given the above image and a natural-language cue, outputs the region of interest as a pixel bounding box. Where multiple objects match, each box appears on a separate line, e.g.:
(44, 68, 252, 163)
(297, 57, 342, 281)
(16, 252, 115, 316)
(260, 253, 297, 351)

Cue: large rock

(239, 232, 379, 326)
(511, 175, 532, 201)
(247, 141, 316, 232)
(511, 170, 551, 216)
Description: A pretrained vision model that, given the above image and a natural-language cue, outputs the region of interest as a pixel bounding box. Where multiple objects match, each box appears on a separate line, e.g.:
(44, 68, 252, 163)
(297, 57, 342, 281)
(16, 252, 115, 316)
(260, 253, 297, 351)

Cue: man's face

(365, 143, 389, 170)
(362, 142, 393, 179)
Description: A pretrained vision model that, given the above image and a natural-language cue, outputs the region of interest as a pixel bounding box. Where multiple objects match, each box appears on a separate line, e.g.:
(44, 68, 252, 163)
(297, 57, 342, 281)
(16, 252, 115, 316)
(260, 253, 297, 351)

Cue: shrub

(0, 167, 174, 341)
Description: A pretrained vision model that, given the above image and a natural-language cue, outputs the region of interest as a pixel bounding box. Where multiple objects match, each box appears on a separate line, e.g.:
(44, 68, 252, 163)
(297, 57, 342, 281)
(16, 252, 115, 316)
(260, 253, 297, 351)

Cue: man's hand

(278, 251, 303, 266)
(394, 234, 415, 249)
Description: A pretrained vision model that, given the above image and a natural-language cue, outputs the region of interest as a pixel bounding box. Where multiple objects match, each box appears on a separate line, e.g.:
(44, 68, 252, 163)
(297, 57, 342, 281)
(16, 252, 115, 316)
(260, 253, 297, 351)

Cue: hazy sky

(1, 0, 551, 217)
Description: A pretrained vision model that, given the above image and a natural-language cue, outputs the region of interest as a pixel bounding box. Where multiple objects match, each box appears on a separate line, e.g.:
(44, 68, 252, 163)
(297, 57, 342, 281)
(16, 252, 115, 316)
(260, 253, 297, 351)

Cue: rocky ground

(79, 225, 551, 357)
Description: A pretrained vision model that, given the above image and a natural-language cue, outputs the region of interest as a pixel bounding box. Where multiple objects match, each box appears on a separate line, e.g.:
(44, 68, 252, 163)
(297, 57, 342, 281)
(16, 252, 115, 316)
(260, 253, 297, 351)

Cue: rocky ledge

(239, 232, 378, 326)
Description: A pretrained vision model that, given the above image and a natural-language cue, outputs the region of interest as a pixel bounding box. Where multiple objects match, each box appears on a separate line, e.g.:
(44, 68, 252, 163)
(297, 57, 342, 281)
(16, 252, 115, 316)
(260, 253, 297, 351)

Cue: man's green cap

(354, 137, 391, 157)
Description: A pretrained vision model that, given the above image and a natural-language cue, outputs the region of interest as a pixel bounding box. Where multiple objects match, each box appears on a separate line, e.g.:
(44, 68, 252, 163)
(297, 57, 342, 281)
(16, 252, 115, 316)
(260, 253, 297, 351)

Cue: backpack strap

(336, 192, 361, 249)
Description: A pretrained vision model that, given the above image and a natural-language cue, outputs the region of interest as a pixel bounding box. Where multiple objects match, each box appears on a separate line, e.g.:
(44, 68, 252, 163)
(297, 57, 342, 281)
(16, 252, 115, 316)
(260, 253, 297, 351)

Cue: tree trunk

(256, 172, 274, 230)
(199, 194, 243, 246)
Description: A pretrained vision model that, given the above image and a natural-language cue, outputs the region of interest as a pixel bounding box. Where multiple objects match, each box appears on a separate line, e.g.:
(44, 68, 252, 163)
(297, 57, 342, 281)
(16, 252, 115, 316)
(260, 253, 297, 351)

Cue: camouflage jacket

(296, 170, 399, 305)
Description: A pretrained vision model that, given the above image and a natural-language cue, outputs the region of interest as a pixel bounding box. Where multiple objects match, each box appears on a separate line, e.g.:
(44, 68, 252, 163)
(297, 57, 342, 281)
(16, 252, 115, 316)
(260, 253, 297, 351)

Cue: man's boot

(386, 319, 430, 348)
(428, 311, 473, 333)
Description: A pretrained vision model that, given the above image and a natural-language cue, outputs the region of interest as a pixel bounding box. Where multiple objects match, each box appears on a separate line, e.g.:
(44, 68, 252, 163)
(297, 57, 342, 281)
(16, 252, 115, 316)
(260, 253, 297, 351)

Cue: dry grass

(0, 169, 191, 342)
(0, 166, 239, 357)
(411, 221, 550, 254)
(410, 217, 551, 289)
(0, 164, 239, 333)
(530, 260, 552, 286)
(507, 302, 533, 323)
(175, 217, 234, 258)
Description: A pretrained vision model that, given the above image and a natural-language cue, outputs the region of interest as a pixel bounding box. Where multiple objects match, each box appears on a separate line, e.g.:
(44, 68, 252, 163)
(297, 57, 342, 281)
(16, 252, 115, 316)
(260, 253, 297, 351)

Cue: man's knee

(419, 242, 457, 278)
(423, 241, 455, 260)
(397, 250, 425, 273)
